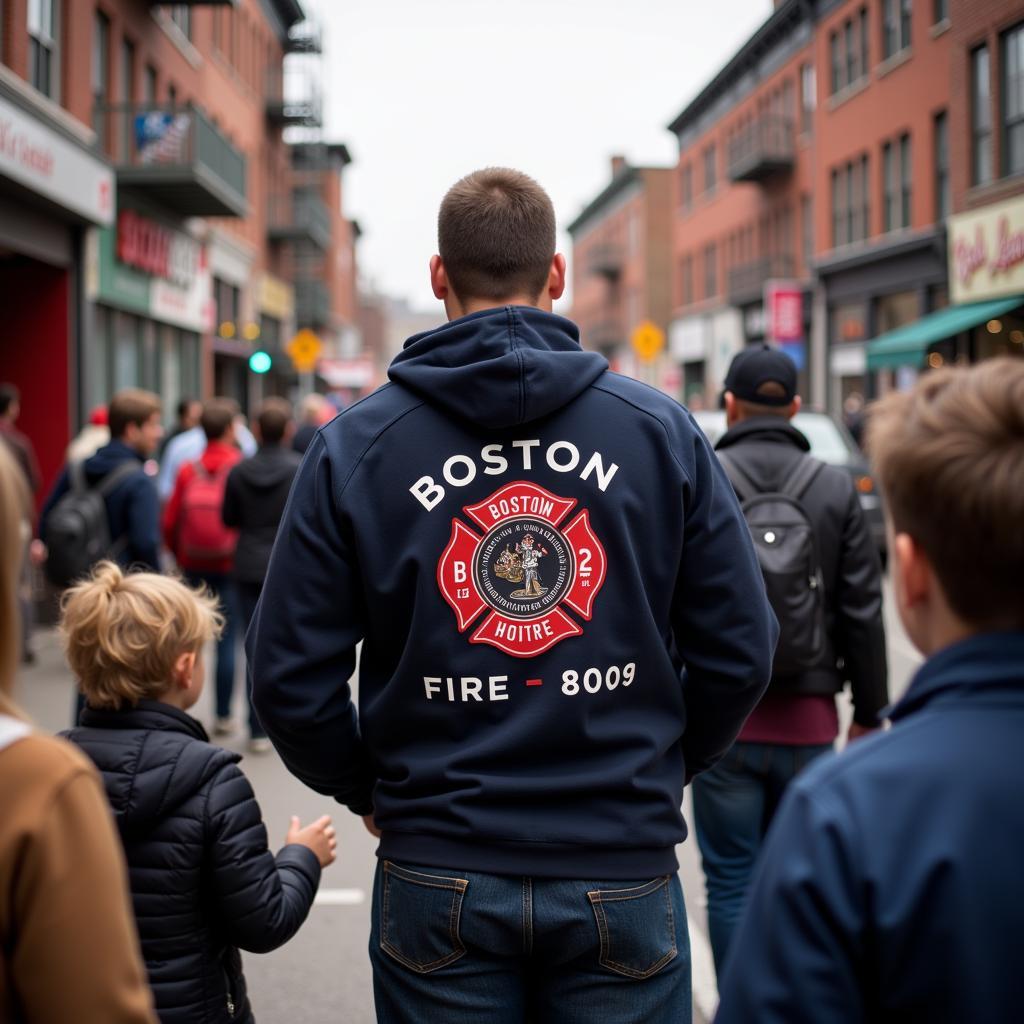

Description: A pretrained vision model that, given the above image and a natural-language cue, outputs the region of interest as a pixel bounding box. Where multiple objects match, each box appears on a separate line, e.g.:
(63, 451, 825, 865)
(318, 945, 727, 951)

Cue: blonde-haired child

(62, 562, 335, 1024)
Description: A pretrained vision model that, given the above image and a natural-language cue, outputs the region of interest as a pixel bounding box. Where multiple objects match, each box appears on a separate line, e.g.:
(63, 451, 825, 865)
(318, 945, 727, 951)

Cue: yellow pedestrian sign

(631, 321, 665, 363)
(287, 329, 322, 373)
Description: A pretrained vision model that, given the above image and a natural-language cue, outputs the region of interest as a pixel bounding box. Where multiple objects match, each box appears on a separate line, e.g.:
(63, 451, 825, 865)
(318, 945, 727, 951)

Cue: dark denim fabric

(186, 570, 238, 722)
(369, 861, 691, 1023)
(692, 740, 831, 975)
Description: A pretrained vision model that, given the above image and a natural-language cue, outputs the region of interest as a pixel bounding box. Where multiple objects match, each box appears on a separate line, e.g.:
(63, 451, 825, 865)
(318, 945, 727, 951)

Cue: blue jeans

(369, 861, 691, 1024)
(235, 580, 266, 739)
(185, 571, 237, 723)
(692, 741, 832, 976)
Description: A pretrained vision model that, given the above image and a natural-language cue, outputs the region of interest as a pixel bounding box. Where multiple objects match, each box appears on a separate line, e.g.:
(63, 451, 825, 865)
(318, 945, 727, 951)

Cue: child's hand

(286, 814, 337, 868)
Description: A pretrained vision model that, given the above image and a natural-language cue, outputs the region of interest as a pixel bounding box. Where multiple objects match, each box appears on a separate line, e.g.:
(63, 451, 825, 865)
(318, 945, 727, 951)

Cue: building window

(972, 46, 992, 185)
(934, 0, 947, 24)
(859, 8, 870, 75)
(681, 255, 693, 306)
(28, 0, 58, 98)
(883, 142, 895, 230)
(215, 278, 241, 332)
(831, 9, 870, 95)
(883, 135, 912, 231)
(882, 0, 911, 60)
(899, 133, 911, 227)
(801, 63, 815, 132)
(860, 154, 870, 240)
(703, 145, 717, 194)
(934, 111, 949, 220)
(143, 64, 157, 105)
(832, 169, 843, 247)
(92, 11, 109, 150)
(845, 20, 858, 85)
(801, 194, 813, 269)
(1003, 24, 1024, 178)
(830, 32, 842, 94)
(704, 243, 717, 298)
(680, 164, 693, 211)
(120, 38, 135, 102)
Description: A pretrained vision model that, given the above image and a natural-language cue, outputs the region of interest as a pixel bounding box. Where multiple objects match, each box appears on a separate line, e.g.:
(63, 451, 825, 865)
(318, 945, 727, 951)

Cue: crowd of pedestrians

(0, 168, 1022, 1024)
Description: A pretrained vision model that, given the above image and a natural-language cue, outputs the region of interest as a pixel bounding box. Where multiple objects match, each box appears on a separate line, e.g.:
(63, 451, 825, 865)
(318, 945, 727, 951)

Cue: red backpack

(176, 461, 237, 566)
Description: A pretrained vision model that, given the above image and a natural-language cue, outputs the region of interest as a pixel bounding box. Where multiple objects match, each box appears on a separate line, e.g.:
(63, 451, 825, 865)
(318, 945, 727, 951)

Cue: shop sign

(258, 273, 295, 320)
(116, 209, 198, 288)
(765, 282, 803, 344)
(669, 317, 708, 362)
(950, 195, 1024, 304)
(0, 94, 114, 225)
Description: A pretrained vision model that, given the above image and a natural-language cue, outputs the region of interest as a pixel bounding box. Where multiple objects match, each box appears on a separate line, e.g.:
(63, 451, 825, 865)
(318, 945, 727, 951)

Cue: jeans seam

(522, 878, 533, 956)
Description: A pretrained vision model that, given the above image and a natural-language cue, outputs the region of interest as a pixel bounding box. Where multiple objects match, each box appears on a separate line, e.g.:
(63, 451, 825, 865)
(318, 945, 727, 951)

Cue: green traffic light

(249, 350, 272, 374)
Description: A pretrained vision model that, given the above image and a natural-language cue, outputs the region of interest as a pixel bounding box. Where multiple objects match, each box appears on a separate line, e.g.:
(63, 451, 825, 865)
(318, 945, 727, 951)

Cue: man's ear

(547, 254, 567, 301)
(790, 395, 802, 416)
(894, 532, 931, 613)
(172, 651, 197, 692)
(430, 255, 449, 300)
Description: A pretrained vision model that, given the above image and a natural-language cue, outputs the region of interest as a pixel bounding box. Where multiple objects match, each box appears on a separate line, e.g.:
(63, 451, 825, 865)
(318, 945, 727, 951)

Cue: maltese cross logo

(437, 482, 607, 657)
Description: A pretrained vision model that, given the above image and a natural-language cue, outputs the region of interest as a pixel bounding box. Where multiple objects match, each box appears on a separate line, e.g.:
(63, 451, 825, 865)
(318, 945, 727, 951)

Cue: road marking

(314, 888, 366, 906)
(688, 915, 719, 1022)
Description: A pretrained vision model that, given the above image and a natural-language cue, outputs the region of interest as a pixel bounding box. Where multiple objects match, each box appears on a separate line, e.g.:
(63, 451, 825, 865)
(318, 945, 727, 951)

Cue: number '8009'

(561, 664, 636, 695)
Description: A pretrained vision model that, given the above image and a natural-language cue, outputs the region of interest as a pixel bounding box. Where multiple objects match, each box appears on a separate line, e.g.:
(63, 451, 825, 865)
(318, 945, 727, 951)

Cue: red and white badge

(437, 482, 607, 657)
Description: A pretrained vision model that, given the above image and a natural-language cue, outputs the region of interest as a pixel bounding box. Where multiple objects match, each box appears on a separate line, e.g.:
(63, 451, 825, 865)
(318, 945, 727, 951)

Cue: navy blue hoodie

(249, 306, 776, 878)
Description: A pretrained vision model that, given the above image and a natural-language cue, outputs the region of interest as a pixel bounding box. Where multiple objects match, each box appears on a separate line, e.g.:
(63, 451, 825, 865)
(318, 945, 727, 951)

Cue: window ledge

(930, 19, 951, 39)
(966, 173, 1024, 207)
(875, 48, 913, 81)
(826, 76, 870, 113)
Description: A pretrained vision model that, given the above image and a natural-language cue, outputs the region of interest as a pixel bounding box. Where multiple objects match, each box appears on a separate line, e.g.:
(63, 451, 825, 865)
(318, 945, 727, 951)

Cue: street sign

(631, 321, 665, 362)
(286, 328, 322, 373)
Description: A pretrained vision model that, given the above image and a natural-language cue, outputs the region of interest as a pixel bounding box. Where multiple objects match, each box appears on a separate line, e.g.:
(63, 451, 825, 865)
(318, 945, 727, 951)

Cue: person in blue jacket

(715, 358, 1024, 1024)
(248, 167, 778, 1024)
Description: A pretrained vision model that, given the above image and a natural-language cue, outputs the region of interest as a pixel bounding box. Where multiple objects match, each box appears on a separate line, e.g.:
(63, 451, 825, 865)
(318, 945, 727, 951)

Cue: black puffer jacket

(222, 445, 302, 584)
(64, 702, 320, 1024)
(716, 417, 888, 725)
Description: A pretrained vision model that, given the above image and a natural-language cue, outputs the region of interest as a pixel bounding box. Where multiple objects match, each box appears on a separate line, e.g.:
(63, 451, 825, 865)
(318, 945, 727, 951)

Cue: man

(249, 168, 777, 1023)
(222, 398, 301, 752)
(159, 396, 201, 460)
(716, 359, 1024, 1023)
(41, 388, 163, 573)
(0, 384, 41, 496)
(691, 346, 887, 975)
(163, 399, 242, 737)
(157, 401, 256, 502)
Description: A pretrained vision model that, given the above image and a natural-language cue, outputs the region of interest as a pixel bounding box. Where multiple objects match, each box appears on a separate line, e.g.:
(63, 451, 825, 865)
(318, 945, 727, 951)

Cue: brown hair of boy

(867, 357, 1024, 631)
(108, 389, 161, 439)
(438, 167, 556, 303)
(200, 398, 238, 442)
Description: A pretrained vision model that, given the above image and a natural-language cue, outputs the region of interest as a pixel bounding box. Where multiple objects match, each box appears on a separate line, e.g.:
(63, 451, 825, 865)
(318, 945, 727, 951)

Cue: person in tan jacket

(0, 442, 156, 1024)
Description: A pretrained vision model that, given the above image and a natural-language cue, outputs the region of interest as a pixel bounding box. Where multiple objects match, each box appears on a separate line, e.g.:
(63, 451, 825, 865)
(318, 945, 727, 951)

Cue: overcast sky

(309, 0, 771, 313)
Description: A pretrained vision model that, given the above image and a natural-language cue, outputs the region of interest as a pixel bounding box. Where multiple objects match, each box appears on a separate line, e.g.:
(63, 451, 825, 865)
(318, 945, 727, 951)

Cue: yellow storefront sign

(949, 195, 1024, 305)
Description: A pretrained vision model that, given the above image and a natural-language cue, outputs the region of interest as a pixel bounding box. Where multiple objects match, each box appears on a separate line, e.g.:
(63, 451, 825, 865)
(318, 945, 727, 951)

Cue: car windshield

(690, 410, 858, 466)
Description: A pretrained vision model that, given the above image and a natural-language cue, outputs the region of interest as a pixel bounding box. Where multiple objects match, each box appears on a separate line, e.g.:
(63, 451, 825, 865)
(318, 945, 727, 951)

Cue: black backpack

(718, 451, 827, 678)
(43, 460, 140, 587)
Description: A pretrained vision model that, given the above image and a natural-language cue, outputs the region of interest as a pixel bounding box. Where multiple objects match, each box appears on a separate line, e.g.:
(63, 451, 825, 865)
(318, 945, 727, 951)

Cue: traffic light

(249, 350, 272, 374)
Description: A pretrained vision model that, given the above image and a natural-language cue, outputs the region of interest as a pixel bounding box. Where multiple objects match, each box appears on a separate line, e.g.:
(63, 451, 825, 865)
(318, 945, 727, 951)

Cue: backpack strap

(96, 461, 142, 498)
(716, 450, 762, 504)
(779, 456, 825, 503)
(69, 459, 88, 495)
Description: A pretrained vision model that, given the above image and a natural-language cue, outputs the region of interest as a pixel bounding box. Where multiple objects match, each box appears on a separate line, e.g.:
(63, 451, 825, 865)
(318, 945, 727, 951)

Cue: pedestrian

(67, 404, 112, 463)
(691, 345, 887, 975)
(159, 396, 202, 461)
(163, 398, 242, 737)
(715, 358, 1024, 1023)
(61, 561, 336, 1024)
(0, 383, 41, 496)
(291, 392, 332, 455)
(0, 445, 157, 1023)
(222, 398, 302, 752)
(157, 400, 256, 503)
(249, 167, 777, 1023)
(41, 388, 164, 579)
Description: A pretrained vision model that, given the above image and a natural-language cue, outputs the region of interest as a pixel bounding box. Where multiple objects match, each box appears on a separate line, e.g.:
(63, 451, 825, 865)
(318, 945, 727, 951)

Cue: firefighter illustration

(510, 532, 548, 599)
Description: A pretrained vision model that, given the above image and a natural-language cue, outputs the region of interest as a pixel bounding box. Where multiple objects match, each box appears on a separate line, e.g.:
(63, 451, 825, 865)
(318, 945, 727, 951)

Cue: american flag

(136, 112, 190, 165)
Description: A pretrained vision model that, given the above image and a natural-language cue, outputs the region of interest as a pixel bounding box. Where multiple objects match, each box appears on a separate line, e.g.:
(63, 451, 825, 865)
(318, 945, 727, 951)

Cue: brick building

(568, 156, 673, 383)
(0, 0, 359, 501)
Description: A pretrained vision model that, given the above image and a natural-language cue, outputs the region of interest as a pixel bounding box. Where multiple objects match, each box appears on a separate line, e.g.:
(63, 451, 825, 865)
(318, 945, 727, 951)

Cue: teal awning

(866, 296, 1024, 370)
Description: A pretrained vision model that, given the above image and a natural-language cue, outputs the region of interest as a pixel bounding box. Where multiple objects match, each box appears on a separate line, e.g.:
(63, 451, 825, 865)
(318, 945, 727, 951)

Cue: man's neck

(448, 295, 549, 319)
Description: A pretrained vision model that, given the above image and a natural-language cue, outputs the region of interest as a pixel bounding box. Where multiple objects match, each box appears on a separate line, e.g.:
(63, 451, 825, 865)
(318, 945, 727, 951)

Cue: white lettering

(580, 451, 619, 492)
(461, 677, 483, 702)
(512, 439, 541, 470)
(443, 455, 476, 487)
(424, 677, 442, 700)
(481, 443, 508, 476)
(410, 475, 445, 511)
(453, 561, 467, 584)
(490, 675, 509, 701)
(546, 441, 580, 473)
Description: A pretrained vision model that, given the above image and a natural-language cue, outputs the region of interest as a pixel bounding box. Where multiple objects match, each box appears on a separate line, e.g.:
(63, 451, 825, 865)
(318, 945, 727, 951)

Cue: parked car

(691, 409, 886, 564)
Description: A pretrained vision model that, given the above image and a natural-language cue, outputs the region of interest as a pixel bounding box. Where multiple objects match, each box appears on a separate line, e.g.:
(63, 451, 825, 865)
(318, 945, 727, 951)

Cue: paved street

(17, 577, 919, 1024)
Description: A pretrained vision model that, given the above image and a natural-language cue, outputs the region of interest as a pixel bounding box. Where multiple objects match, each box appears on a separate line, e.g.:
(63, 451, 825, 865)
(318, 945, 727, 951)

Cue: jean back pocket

(380, 861, 469, 974)
(588, 876, 677, 979)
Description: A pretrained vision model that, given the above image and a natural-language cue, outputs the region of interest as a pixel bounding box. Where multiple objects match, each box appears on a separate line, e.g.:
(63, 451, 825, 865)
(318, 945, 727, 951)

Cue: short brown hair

(867, 358, 1024, 630)
(438, 167, 556, 302)
(108, 389, 161, 439)
(257, 398, 292, 445)
(60, 562, 223, 710)
(201, 398, 238, 441)
(735, 381, 792, 419)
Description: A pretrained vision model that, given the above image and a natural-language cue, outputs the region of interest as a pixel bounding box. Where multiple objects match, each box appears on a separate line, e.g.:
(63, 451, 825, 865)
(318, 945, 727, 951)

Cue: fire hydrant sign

(287, 329, 322, 372)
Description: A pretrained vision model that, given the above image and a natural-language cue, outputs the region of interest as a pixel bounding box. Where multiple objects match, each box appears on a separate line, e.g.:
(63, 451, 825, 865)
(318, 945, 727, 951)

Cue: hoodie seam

(591, 380, 692, 486)
(329, 401, 427, 498)
(506, 306, 526, 426)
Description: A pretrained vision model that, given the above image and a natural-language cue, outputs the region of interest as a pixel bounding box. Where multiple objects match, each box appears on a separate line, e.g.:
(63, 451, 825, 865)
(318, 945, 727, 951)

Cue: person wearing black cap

(692, 344, 888, 977)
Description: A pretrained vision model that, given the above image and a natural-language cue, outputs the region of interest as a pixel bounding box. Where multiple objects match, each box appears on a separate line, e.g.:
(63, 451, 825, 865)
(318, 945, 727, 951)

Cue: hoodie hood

(84, 439, 145, 480)
(236, 445, 302, 492)
(68, 701, 239, 834)
(388, 306, 608, 430)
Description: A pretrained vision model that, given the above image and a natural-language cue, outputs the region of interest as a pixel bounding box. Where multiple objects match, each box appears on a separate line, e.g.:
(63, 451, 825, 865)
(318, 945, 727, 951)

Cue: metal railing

(294, 279, 331, 328)
(586, 243, 624, 279)
(265, 67, 323, 127)
(727, 254, 797, 305)
(267, 191, 331, 250)
(727, 116, 795, 183)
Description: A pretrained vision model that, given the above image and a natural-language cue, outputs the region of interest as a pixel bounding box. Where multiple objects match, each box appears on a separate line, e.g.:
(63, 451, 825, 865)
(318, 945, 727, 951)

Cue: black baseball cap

(722, 345, 798, 406)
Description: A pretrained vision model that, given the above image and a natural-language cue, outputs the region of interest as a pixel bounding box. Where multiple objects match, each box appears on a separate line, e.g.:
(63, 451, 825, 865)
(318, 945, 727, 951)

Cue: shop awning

(866, 296, 1024, 370)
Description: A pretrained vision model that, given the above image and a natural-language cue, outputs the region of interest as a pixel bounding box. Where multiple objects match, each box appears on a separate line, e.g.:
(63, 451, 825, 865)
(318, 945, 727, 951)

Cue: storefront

(0, 79, 114, 501)
(256, 272, 297, 401)
(89, 201, 210, 424)
(669, 308, 744, 408)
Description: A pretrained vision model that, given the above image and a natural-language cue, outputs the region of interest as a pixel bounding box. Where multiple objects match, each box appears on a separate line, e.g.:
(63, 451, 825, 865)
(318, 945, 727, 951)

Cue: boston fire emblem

(437, 482, 607, 657)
